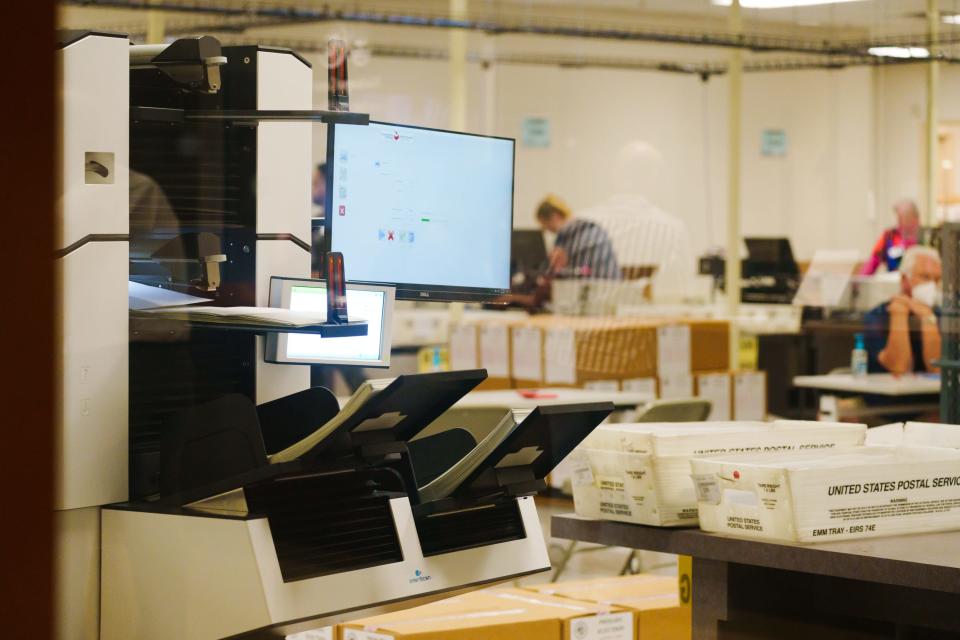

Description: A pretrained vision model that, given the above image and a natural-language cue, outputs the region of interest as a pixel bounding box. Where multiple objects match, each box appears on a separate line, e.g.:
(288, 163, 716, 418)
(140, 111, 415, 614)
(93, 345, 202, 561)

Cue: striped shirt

(554, 219, 621, 279)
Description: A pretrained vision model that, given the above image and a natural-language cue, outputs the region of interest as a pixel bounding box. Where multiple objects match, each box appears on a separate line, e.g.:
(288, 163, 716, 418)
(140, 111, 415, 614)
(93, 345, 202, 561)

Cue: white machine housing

(101, 495, 548, 640)
(82, 37, 555, 640)
(57, 31, 130, 513)
(56, 31, 130, 640)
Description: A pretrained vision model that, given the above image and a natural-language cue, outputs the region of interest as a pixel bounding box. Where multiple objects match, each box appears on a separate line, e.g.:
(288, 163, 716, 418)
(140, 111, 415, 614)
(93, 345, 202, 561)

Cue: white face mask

(911, 280, 942, 308)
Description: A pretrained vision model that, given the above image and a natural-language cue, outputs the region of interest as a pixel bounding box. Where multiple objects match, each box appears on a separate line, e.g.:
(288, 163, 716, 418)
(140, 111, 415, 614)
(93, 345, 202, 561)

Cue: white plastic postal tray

(571, 420, 866, 527)
(691, 446, 960, 543)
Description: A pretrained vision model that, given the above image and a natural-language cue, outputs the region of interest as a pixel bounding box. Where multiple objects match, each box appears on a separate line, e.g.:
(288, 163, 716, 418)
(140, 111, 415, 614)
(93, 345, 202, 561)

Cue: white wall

(875, 63, 960, 226)
(739, 67, 876, 262)
(293, 26, 955, 265)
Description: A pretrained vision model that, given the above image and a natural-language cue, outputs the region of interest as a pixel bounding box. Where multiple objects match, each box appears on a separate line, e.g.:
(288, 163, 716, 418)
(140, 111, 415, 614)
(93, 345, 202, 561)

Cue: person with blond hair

(535, 195, 620, 280)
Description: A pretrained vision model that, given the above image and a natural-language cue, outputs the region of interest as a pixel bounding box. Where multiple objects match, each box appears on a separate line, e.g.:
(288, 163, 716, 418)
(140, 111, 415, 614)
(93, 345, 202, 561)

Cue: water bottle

(851, 333, 868, 378)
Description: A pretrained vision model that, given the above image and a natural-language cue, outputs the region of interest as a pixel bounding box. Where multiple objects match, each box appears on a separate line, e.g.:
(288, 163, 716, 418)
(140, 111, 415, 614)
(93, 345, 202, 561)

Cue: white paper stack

(691, 446, 960, 543)
(571, 420, 866, 527)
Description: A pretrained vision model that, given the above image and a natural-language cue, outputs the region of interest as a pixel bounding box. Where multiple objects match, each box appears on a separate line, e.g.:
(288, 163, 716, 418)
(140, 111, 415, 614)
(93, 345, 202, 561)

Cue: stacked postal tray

(691, 421, 960, 542)
(571, 420, 867, 527)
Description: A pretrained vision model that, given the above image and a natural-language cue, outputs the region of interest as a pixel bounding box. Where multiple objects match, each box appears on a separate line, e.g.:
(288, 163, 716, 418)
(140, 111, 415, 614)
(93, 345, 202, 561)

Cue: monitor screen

(511, 229, 548, 273)
(265, 278, 395, 367)
(326, 121, 515, 301)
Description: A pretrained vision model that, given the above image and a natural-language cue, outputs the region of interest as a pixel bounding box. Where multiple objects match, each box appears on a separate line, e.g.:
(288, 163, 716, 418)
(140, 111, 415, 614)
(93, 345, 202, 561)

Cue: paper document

(733, 371, 766, 420)
(479, 324, 510, 378)
(417, 408, 529, 502)
(269, 378, 394, 464)
(450, 324, 479, 370)
(697, 373, 731, 420)
(792, 249, 858, 307)
(511, 326, 543, 381)
(128, 281, 212, 310)
(657, 324, 691, 377)
(135, 305, 349, 328)
(544, 328, 576, 385)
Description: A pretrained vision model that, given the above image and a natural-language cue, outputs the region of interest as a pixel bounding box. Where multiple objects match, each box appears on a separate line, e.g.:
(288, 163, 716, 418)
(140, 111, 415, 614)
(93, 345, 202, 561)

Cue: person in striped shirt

(536, 195, 621, 280)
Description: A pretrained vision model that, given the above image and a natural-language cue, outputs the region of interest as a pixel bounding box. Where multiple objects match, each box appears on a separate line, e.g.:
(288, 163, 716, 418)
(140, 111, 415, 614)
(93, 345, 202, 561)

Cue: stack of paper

(692, 446, 960, 542)
(418, 409, 531, 503)
(571, 420, 866, 527)
(269, 378, 394, 464)
(134, 305, 333, 328)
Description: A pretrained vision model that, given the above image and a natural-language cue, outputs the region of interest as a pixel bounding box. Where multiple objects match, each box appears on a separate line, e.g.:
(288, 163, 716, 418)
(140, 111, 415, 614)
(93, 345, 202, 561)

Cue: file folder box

(572, 421, 866, 527)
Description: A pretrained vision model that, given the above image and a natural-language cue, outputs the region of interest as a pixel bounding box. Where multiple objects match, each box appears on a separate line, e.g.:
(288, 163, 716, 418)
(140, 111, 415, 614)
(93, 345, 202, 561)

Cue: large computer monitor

(325, 121, 515, 301)
(265, 277, 395, 367)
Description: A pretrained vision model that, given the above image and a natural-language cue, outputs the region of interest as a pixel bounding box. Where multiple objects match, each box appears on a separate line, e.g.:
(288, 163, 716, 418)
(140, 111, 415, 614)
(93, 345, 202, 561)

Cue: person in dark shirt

(864, 246, 942, 374)
(536, 195, 620, 280)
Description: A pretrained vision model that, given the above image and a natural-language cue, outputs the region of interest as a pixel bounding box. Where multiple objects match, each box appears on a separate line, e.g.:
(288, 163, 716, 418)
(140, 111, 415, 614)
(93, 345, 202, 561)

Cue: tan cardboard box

(338, 588, 633, 640)
(472, 315, 729, 390)
(523, 575, 689, 640)
(687, 319, 730, 373)
(526, 316, 660, 385)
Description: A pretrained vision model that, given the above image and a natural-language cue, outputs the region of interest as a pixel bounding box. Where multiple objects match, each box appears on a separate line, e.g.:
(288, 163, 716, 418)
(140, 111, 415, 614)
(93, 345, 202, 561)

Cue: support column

(448, 0, 468, 326)
(448, 0, 468, 132)
(726, 0, 743, 365)
(926, 0, 940, 226)
(146, 3, 166, 44)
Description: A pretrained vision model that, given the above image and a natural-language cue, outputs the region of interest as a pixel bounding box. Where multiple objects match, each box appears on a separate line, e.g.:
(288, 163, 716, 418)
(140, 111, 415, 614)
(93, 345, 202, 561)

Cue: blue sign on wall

(522, 117, 551, 148)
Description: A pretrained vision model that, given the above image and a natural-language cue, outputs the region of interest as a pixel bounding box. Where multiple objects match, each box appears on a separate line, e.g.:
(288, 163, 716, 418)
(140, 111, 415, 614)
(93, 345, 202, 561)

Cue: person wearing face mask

(863, 246, 942, 375)
(860, 199, 921, 275)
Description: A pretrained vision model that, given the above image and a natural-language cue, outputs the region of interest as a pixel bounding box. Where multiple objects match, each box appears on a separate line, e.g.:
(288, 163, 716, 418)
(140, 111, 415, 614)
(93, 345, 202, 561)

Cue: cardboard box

(338, 588, 634, 640)
(531, 316, 660, 385)
(287, 627, 333, 640)
(688, 320, 730, 372)
(459, 315, 730, 390)
(523, 575, 689, 640)
(695, 372, 732, 421)
(692, 446, 960, 543)
(572, 421, 867, 527)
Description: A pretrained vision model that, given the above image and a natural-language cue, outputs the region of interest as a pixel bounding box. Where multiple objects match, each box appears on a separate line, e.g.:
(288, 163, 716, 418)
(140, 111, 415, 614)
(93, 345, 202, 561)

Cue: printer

(56, 32, 611, 640)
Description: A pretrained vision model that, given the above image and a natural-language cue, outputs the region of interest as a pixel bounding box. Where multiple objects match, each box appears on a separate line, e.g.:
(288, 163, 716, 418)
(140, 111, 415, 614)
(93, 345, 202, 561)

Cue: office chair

(633, 398, 712, 422)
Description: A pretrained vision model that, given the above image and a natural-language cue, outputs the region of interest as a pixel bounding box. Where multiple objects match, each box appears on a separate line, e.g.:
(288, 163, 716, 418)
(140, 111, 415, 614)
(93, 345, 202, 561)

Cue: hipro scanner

(56, 31, 611, 640)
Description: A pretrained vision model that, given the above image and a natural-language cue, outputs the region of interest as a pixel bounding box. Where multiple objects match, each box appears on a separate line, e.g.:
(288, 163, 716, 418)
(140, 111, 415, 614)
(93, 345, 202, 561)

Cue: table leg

(692, 557, 728, 640)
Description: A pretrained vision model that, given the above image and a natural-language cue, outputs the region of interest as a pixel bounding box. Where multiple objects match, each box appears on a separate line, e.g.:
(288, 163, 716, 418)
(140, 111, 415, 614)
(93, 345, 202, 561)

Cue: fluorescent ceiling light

(712, 0, 866, 8)
(868, 46, 930, 59)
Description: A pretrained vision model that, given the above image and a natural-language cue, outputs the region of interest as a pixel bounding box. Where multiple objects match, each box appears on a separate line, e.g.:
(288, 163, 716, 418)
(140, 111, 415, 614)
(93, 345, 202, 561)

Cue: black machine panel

(127, 47, 266, 500)
(245, 468, 406, 582)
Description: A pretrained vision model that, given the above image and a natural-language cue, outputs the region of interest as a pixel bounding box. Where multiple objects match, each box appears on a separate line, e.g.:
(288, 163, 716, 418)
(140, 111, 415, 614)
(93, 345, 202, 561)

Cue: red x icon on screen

(338, 205, 346, 216)
(387, 231, 395, 241)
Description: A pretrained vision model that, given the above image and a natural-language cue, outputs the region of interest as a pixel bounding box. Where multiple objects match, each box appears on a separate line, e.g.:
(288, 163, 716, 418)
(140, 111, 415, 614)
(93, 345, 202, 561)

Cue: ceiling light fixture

(943, 14, 960, 25)
(711, 0, 866, 8)
(867, 46, 930, 59)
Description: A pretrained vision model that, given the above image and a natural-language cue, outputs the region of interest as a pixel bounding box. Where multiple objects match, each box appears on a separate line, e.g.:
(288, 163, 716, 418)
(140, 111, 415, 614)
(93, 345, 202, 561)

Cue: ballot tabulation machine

(56, 32, 611, 640)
